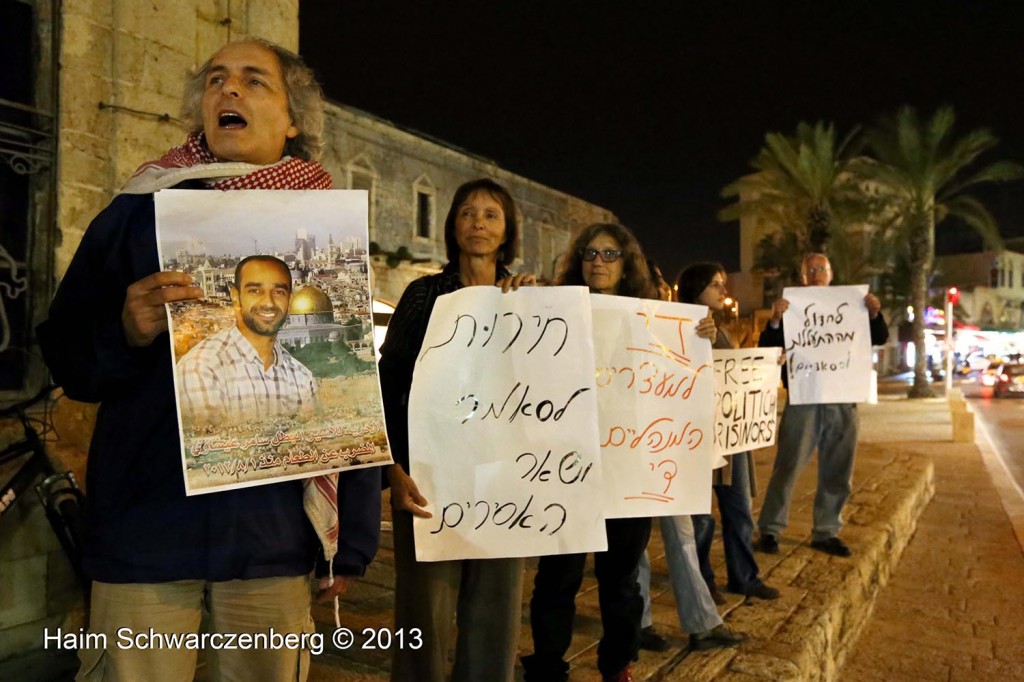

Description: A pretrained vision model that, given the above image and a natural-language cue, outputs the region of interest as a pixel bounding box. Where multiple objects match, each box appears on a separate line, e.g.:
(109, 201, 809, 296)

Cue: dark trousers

(391, 510, 523, 682)
(692, 452, 761, 592)
(523, 516, 651, 681)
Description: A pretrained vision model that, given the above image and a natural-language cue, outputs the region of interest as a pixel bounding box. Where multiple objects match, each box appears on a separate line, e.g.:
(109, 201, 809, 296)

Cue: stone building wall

(56, 0, 299, 278)
(322, 103, 617, 305)
(1, 0, 299, 664)
(2, 0, 616, 664)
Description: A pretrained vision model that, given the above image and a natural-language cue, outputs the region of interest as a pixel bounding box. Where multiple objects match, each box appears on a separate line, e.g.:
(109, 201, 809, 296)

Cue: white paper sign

(713, 347, 781, 456)
(591, 295, 715, 518)
(782, 285, 872, 404)
(409, 286, 607, 561)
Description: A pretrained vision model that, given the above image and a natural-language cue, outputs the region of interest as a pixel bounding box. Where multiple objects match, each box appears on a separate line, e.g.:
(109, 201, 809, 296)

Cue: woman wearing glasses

(524, 223, 681, 682)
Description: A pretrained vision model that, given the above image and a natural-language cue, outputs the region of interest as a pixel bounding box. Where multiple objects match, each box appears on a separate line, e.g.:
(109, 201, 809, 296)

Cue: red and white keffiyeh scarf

(120, 132, 332, 194)
(124, 134, 341, 576)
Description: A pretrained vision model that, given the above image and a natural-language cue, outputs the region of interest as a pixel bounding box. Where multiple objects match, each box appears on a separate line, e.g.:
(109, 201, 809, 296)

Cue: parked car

(994, 363, 1024, 398)
(981, 361, 1006, 387)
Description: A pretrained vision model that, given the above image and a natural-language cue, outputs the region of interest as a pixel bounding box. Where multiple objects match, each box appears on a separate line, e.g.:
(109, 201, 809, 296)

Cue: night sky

(299, 1, 1024, 278)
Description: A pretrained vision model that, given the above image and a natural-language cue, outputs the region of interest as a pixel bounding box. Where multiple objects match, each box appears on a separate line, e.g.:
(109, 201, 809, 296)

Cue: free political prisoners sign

(713, 347, 781, 456)
(408, 286, 607, 561)
(591, 295, 715, 519)
(155, 190, 392, 496)
(782, 284, 872, 404)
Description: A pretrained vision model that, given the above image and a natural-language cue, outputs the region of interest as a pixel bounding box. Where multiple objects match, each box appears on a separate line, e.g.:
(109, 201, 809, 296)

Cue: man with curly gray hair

(180, 38, 326, 163)
(39, 39, 381, 682)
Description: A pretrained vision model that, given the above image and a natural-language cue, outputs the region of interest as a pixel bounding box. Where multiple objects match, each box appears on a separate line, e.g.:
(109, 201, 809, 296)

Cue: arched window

(538, 216, 557, 278)
(999, 302, 1014, 327)
(510, 208, 524, 264)
(346, 156, 377, 240)
(412, 174, 436, 242)
(1, 0, 58, 398)
(980, 302, 995, 326)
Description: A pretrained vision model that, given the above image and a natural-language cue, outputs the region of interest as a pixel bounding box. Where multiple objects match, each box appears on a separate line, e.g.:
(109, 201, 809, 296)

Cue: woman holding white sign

(379, 178, 535, 682)
(630, 264, 753, 654)
(523, 223, 661, 682)
(679, 264, 778, 600)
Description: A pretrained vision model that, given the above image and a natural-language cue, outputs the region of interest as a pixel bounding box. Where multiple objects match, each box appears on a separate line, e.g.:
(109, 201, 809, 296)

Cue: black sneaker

(754, 533, 779, 554)
(689, 624, 746, 651)
(810, 536, 852, 557)
(638, 625, 670, 652)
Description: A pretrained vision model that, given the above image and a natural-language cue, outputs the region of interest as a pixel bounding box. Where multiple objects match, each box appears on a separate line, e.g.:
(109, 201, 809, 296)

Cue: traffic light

(947, 287, 960, 306)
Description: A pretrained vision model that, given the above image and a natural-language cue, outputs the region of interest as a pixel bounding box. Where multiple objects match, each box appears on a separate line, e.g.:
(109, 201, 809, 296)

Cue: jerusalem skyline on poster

(154, 189, 391, 495)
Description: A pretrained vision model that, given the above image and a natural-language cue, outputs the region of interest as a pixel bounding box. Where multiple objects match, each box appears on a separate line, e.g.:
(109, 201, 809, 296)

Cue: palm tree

(719, 121, 866, 285)
(861, 106, 1023, 398)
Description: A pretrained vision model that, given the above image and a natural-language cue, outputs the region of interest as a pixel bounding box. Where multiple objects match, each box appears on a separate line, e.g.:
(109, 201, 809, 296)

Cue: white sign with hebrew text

(409, 286, 606, 561)
(591, 294, 715, 519)
(783, 285, 872, 404)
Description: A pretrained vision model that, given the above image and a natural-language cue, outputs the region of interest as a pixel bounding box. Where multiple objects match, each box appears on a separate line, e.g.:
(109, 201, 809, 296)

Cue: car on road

(993, 363, 1024, 398)
(981, 361, 1002, 387)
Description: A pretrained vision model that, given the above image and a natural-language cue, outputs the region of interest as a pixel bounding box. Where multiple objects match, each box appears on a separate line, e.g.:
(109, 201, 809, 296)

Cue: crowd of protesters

(39, 37, 888, 682)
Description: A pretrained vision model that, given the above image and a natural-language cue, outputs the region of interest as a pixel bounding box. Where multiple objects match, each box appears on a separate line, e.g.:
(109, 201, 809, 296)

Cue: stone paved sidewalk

(841, 441, 1024, 680)
(6, 389, 1020, 680)
(309, 394, 975, 681)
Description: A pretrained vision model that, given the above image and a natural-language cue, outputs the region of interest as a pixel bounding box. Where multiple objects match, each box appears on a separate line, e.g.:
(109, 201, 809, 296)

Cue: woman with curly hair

(524, 223, 697, 682)
(554, 223, 656, 299)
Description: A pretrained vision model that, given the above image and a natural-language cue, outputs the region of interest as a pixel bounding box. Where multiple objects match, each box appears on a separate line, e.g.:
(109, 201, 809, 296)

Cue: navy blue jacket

(38, 189, 380, 583)
(377, 262, 510, 474)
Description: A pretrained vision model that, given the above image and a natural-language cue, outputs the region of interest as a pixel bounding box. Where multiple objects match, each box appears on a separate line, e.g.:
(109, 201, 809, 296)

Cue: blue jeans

(692, 451, 762, 592)
(637, 515, 722, 634)
(757, 403, 858, 541)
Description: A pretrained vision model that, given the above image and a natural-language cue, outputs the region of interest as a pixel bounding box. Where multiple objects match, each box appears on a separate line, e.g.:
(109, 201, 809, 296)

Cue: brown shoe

(708, 585, 727, 605)
(690, 624, 746, 651)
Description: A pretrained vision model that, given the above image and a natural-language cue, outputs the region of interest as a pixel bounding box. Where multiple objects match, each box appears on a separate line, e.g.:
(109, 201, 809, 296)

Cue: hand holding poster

(713, 347, 781, 456)
(155, 190, 392, 495)
(782, 284, 872, 404)
(591, 295, 715, 518)
(408, 286, 606, 561)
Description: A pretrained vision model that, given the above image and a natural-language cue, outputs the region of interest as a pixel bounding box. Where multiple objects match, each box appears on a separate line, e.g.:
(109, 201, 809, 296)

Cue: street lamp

(723, 297, 736, 320)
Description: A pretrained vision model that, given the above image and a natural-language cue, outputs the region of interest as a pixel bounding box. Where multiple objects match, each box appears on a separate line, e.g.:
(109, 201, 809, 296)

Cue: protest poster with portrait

(591, 295, 716, 518)
(408, 286, 606, 561)
(782, 284, 872, 404)
(712, 347, 781, 456)
(155, 190, 392, 496)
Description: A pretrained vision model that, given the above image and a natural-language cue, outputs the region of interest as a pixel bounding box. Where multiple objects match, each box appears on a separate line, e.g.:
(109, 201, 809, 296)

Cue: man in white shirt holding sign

(754, 253, 889, 557)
